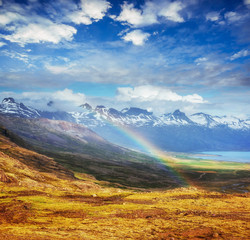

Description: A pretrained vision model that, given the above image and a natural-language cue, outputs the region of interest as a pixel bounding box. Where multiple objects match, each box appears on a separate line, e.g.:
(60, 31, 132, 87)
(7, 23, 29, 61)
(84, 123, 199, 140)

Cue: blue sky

(0, 0, 249, 117)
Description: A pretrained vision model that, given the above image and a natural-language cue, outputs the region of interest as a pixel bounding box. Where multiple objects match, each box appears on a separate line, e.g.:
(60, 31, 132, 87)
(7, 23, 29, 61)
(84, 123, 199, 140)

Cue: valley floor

(0, 184, 249, 240)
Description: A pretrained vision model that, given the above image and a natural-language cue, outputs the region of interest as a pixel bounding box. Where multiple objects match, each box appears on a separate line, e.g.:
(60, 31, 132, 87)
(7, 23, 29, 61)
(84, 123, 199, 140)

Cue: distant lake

(191, 151, 250, 163)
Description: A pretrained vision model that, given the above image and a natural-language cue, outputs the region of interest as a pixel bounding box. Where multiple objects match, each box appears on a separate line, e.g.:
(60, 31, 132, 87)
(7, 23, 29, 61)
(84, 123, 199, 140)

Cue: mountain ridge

(1, 98, 250, 152)
(1, 97, 249, 130)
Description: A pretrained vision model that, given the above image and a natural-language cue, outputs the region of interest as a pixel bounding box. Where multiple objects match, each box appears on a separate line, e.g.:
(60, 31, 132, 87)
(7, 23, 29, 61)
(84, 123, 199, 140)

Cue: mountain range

(1, 97, 250, 152)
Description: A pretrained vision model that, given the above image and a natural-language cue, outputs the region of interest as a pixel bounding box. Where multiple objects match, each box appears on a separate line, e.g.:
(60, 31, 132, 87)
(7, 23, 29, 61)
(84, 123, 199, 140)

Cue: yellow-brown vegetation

(0, 185, 249, 240)
(0, 128, 249, 239)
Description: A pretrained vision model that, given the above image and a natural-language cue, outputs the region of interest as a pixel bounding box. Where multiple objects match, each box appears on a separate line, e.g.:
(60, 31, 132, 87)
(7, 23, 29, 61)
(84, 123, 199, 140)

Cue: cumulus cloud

(116, 85, 207, 104)
(206, 11, 220, 22)
(115, 0, 187, 44)
(158, 1, 184, 23)
(68, 0, 111, 25)
(0, 0, 110, 46)
(3, 22, 77, 46)
(116, 1, 158, 27)
(52, 88, 85, 105)
(5, 88, 86, 111)
(122, 30, 150, 46)
(116, 0, 185, 27)
(0, 12, 24, 26)
(230, 49, 249, 60)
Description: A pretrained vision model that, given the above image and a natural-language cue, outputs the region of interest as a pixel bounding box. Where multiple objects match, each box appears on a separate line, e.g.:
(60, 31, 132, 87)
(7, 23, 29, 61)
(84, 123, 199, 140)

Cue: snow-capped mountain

(189, 112, 217, 128)
(159, 110, 194, 126)
(212, 115, 249, 130)
(69, 103, 250, 130)
(71, 105, 156, 127)
(189, 112, 250, 130)
(0, 97, 41, 118)
(1, 98, 250, 152)
(1, 97, 249, 130)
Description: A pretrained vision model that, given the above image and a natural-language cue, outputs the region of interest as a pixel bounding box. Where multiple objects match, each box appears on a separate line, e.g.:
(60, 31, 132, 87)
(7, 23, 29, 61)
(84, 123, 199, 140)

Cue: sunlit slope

(0, 125, 99, 191)
(0, 116, 180, 189)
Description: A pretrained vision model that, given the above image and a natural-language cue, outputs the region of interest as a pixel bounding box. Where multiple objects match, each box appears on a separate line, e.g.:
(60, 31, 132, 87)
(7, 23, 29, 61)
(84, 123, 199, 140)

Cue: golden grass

(0, 183, 249, 240)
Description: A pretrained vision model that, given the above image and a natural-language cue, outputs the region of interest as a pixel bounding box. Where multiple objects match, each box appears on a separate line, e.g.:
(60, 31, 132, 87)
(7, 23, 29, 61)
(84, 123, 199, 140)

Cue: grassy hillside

(0, 122, 249, 239)
(0, 116, 182, 189)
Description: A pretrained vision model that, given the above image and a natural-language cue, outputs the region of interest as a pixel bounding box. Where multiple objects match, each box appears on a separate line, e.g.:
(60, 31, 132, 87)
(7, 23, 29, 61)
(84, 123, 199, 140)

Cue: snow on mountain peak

(190, 112, 217, 127)
(123, 107, 153, 116)
(0, 98, 40, 118)
(0, 98, 250, 130)
(2, 97, 16, 104)
(161, 109, 193, 125)
(80, 103, 92, 111)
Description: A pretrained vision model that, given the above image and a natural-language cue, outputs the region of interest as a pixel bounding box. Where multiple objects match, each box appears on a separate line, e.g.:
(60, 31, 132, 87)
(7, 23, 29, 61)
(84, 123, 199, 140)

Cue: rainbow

(113, 124, 188, 185)
(92, 112, 190, 187)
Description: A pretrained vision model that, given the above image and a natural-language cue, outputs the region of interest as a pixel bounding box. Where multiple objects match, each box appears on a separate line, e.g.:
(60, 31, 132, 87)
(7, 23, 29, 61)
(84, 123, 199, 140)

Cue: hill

(0, 124, 98, 190)
(0, 116, 181, 189)
(0, 118, 249, 239)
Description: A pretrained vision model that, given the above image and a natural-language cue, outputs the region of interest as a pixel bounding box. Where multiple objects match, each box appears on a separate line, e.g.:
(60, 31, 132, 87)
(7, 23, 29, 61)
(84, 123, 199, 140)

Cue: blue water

(192, 151, 250, 163)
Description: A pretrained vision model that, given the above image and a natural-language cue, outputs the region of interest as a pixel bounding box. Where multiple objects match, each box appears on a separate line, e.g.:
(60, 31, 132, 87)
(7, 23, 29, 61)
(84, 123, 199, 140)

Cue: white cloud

(0, 0, 110, 46)
(0, 41, 6, 47)
(80, 0, 111, 20)
(122, 30, 150, 46)
(230, 50, 249, 60)
(0, 0, 2, 6)
(68, 0, 111, 25)
(68, 12, 92, 25)
(116, 85, 206, 104)
(116, 2, 158, 27)
(158, 1, 184, 23)
(195, 57, 207, 65)
(15, 89, 86, 111)
(182, 94, 205, 103)
(0, 12, 24, 26)
(53, 88, 85, 105)
(224, 11, 244, 23)
(45, 64, 71, 75)
(1, 49, 29, 63)
(116, 0, 185, 27)
(206, 11, 220, 22)
(3, 22, 77, 46)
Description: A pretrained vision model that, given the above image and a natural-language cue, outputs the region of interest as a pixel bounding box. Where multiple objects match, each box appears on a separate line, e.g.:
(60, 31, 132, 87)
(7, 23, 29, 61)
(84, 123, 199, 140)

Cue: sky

(0, 0, 249, 118)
